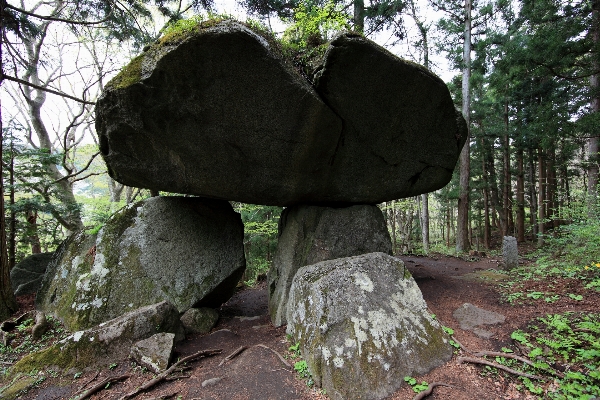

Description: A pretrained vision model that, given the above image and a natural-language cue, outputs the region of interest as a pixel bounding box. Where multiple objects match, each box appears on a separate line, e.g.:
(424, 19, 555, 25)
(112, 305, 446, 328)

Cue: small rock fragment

(130, 332, 175, 373)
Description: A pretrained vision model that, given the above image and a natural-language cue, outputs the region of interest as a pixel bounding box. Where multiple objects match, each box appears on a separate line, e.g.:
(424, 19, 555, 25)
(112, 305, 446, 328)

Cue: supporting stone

(268, 204, 392, 326)
(286, 252, 452, 400)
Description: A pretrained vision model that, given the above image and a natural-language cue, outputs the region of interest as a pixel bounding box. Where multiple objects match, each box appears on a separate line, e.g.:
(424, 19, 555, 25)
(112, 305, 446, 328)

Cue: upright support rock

(268, 204, 392, 326)
(502, 236, 518, 270)
(37, 197, 245, 331)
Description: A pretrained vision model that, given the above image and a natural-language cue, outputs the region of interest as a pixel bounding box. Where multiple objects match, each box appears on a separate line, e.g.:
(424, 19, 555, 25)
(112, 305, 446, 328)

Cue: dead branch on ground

(219, 345, 247, 366)
(118, 349, 222, 400)
(76, 374, 130, 400)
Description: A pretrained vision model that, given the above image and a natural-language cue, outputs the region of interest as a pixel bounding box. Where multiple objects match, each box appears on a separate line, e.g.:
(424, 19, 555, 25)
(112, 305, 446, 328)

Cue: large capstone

(286, 252, 452, 400)
(96, 21, 466, 206)
(36, 196, 245, 331)
(268, 204, 392, 326)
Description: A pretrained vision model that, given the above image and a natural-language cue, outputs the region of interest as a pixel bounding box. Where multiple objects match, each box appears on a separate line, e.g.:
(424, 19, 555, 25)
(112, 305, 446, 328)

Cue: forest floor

(4, 250, 600, 400)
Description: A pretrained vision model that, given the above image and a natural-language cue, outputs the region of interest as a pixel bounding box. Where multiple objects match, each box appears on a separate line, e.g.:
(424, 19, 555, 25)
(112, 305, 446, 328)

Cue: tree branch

(2, 74, 95, 105)
(50, 151, 101, 185)
(4, 3, 112, 25)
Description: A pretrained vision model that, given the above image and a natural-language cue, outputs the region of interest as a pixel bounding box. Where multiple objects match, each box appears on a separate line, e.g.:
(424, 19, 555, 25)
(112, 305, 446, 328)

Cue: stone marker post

(503, 236, 518, 270)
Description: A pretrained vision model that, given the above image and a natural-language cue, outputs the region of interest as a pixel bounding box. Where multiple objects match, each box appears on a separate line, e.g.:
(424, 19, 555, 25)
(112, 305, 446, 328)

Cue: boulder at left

(36, 196, 245, 331)
(10, 252, 54, 296)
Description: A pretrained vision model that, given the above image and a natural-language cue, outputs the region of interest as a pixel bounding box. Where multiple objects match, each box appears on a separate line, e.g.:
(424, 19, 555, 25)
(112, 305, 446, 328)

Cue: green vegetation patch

(488, 313, 600, 399)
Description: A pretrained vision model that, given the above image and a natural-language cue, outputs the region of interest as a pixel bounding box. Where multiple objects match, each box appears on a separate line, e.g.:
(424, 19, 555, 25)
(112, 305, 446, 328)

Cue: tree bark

(456, 0, 472, 252)
(0, 0, 18, 321)
(353, 0, 365, 33)
(502, 100, 510, 236)
(588, 0, 600, 201)
(516, 146, 526, 242)
(528, 147, 538, 239)
(537, 147, 546, 246)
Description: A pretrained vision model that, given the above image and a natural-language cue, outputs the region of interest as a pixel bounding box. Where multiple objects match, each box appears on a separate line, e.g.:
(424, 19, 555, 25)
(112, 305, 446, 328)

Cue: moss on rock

(286, 252, 453, 400)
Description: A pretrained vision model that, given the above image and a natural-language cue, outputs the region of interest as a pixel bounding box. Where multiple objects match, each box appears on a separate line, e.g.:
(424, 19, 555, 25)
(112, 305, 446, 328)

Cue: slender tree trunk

(516, 146, 526, 242)
(8, 140, 15, 270)
(547, 147, 558, 231)
(528, 147, 538, 239)
(456, 0, 472, 252)
(588, 0, 600, 201)
(26, 211, 42, 254)
(502, 101, 510, 236)
(538, 147, 546, 246)
(0, 0, 18, 320)
(483, 188, 491, 248)
(353, 0, 365, 32)
(420, 195, 429, 253)
(446, 205, 451, 247)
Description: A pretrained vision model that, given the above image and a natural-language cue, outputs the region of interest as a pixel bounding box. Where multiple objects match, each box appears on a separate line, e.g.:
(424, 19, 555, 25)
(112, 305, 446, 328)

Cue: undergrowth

(481, 313, 600, 399)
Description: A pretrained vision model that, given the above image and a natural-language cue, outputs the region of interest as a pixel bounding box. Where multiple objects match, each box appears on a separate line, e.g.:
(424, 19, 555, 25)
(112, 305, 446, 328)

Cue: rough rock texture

(96, 20, 342, 206)
(268, 204, 392, 326)
(11, 301, 183, 374)
(452, 303, 505, 339)
(96, 22, 466, 206)
(286, 252, 452, 400)
(312, 34, 467, 201)
(502, 236, 519, 270)
(36, 196, 245, 331)
(130, 332, 175, 373)
(10, 252, 54, 296)
(180, 307, 219, 334)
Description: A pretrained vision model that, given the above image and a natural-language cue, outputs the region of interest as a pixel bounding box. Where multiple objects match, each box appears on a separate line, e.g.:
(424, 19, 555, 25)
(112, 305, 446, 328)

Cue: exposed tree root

(118, 348, 222, 400)
(75, 374, 130, 400)
(472, 351, 565, 378)
(219, 345, 247, 366)
(255, 344, 291, 369)
(412, 382, 454, 400)
(458, 356, 546, 380)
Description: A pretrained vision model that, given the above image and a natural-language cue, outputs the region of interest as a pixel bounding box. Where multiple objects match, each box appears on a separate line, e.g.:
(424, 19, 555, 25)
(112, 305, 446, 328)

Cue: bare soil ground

(6, 253, 600, 400)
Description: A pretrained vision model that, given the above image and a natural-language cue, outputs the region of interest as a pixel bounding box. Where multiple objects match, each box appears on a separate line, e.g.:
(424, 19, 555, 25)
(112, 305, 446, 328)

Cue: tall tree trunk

(26, 211, 42, 254)
(547, 147, 558, 231)
(528, 147, 538, 239)
(588, 0, 600, 201)
(353, 0, 365, 32)
(0, 0, 18, 320)
(484, 136, 506, 234)
(8, 139, 15, 270)
(483, 188, 491, 248)
(456, 0, 472, 252)
(516, 146, 526, 242)
(502, 101, 510, 236)
(420, 194, 429, 254)
(537, 147, 546, 246)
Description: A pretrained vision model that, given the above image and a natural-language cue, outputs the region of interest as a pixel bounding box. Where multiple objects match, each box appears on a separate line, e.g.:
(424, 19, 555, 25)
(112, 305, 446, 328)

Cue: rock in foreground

(37, 196, 245, 331)
(268, 204, 391, 326)
(286, 252, 452, 400)
(96, 21, 466, 206)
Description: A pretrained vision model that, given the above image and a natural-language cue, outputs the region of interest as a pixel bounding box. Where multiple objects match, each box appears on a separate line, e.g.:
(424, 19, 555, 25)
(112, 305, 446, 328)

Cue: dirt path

(15, 254, 600, 399)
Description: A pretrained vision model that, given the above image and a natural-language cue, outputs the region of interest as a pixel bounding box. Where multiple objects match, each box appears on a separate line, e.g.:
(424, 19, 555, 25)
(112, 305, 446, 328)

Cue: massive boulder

(10, 252, 53, 296)
(313, 34, 467, 200)
(96, 20, 466, 206)
(36, 196, 245, 331)
(268, 204, 392, 326)
(286, 252, 452, 400)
